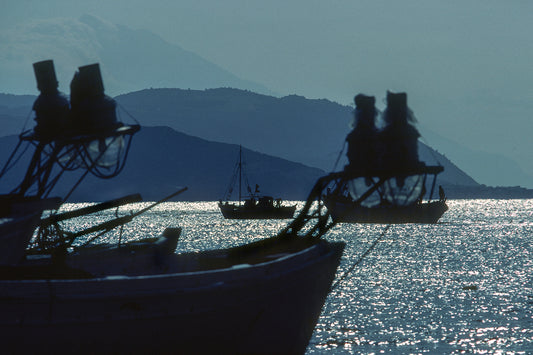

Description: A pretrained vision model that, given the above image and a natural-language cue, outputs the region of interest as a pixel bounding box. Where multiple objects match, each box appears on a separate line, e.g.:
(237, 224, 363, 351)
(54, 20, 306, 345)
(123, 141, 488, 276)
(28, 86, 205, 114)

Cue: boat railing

(30, 187, 187, 253)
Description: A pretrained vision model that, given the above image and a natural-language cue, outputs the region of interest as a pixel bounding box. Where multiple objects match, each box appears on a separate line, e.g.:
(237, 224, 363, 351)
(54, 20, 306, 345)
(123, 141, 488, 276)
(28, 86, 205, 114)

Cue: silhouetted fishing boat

(324, 91, 448, 224)
(218, 145, 296, 219)
(323, 166, 448, 224)
(0, 60, 345, 354)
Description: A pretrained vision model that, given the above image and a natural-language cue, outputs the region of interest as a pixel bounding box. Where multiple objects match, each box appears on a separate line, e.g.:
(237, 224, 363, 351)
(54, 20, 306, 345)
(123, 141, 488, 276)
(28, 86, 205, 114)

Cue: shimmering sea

(57, 199, 533, 354)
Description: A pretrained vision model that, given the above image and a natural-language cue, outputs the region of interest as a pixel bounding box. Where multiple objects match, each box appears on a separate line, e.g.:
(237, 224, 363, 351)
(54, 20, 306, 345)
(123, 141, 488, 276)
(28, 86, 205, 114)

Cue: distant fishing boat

(218, 145, 296, 219)
(323, 91, 448, 224)
(323, 166, 448, 224)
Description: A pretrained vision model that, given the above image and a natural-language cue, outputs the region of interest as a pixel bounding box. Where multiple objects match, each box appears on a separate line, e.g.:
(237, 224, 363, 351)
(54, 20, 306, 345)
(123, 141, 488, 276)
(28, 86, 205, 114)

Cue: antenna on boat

(239, 145, 242, 205)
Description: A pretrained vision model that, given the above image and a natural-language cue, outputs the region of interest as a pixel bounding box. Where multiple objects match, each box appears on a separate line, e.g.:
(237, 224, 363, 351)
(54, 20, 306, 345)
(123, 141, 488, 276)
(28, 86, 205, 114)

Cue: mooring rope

(331, 224, 391, 290)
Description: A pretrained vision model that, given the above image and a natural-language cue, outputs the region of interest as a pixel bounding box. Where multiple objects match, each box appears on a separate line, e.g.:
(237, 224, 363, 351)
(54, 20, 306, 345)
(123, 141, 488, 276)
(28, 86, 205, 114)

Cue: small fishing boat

(218, 145, 296, 219)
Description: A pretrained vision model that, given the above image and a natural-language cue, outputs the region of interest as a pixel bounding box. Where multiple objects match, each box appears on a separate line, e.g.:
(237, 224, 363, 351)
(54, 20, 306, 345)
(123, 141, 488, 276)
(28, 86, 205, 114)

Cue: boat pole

(239, 145, 242, 205)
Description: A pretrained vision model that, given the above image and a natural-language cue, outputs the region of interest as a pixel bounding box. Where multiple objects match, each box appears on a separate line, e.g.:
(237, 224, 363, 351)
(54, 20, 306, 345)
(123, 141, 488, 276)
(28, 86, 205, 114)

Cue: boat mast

(239, 145, 242, 204)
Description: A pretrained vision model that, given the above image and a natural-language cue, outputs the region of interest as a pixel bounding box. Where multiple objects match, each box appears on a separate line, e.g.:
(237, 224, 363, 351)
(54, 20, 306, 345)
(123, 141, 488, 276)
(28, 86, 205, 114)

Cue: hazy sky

(2, 0, 533, 182)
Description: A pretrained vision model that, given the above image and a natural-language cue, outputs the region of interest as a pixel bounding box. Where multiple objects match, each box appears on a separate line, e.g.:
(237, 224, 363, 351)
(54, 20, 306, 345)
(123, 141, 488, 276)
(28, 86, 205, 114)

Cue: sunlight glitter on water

(44, 199, 532, 353)
(308, 199, 533, 354)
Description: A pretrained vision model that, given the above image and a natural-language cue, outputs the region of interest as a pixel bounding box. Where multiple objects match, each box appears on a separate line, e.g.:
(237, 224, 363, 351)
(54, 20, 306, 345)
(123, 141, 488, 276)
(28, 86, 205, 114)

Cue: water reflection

(44, 199, 533, 353)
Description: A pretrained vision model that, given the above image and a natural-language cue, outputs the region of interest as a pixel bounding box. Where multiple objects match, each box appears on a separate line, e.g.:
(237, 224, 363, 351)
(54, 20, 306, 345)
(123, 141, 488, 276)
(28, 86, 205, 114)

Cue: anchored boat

(218, 145, 296, 219)
(323, 166, 448, 224)
(323, 91, 448, 224)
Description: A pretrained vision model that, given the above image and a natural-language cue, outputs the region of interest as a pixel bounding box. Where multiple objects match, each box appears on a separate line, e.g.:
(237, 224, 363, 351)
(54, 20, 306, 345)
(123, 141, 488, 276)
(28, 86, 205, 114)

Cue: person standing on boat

(345, 94, 379, 173)
(378, 91, 422, 173)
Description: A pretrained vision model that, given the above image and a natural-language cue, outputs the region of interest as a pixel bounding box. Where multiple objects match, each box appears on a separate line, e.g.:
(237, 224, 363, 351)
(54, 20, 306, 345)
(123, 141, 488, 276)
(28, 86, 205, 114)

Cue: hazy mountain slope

(1, 90, 530, 192)
(114, 88, 480, 186)
(115, 88, 348, 170)
(420, 128, 533, 188)
(2, 125, 531, 201)
(0, 126, 324, 201)
(0, 15, 272, 96)
(0, 94, 36, 135)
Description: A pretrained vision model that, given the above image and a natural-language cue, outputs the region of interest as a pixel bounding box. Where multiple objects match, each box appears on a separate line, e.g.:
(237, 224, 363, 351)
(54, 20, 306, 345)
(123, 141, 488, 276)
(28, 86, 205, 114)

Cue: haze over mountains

(2, 89, 533, 201)
(1, 15, 532, 189)
(0, 15, 271, 97)
(113, 88, 478, 187)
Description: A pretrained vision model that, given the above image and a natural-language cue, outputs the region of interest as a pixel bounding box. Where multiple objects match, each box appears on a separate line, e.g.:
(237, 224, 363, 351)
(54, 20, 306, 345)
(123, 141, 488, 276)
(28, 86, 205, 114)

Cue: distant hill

(1, 90, 532, 200)
(420, 127, 533, 189)
(2, 15, 531, 189)
(0, 15, 272, 97)
(0, 126, 324, 201)
(1, 126, 531, 202)
(114, 88, 480, 186)
(0, 94, 36, 135)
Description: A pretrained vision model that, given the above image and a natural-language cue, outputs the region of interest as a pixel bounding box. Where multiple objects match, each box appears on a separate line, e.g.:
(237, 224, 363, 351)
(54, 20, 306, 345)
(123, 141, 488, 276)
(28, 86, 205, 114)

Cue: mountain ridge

(0, 126, 325, 201)
(1, 14, 531, 188)
(2, 89, 533, 199)
(113, 88, 481, 187)
(1, 125, 531, 202)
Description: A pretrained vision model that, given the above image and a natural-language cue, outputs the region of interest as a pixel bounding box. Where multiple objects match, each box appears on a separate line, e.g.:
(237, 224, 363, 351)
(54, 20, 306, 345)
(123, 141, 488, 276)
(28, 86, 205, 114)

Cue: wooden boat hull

(325, 198, 448, 224)
(0, 238, 344, 354)
(219, 202, 296, 219)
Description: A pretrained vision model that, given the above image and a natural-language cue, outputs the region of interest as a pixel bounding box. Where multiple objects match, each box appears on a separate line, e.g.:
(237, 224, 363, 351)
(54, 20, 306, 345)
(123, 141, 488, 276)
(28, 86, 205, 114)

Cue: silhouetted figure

(378, 91, 422, 172)
(244, 198, 256, 208)
(345, 94, 378, 173)
(417, 185, 426, 204)
(32, 60, 70, 140)
(439, 185, 446, 202)
(258, 196, 273, 208)
(70, 63, 119, 135)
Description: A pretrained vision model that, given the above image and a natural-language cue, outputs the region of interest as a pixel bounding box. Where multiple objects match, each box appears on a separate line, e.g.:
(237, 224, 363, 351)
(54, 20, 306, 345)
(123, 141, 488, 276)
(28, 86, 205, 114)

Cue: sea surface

(55, 199, 533, 354)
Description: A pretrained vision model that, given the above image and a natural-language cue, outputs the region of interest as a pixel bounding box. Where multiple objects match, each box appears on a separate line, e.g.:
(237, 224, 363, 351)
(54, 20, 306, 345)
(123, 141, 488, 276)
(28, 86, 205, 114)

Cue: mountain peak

(0, 17, 273, 96)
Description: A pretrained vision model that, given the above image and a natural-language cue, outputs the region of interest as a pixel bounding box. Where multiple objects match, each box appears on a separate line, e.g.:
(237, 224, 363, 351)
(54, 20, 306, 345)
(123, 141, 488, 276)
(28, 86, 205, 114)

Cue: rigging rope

(21, 108, 33, 133)
(331, 140, 347, 172)
(331, 224, 391, 290)
(0, 138, 29, 179)
(419, 135, 443, 167)
(116, 103, 141, 125)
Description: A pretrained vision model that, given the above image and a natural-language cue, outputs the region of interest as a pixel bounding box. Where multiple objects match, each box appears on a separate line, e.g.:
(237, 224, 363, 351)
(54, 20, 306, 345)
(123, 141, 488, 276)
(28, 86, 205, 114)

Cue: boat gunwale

(0, 239, 342, 286)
